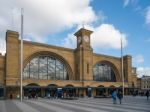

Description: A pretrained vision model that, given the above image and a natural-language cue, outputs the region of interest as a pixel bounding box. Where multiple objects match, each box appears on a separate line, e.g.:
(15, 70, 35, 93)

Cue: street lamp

(121, 35, 125, 98)
(20, 8, 24, 102)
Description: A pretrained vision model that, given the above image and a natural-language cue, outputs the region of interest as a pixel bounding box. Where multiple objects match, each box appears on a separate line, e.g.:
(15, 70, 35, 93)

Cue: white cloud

(63, 33, 76, 49)
(146, 6, 150, 25)
(123, 0, 130, 7)
(63, 24, 128, 50)
(137, 67, 150, 78)
(91, 24, 127, 49)
(133, 55, 144, 65)
(0, 38, 6, 55)
(93, 11, 107, 25)
(0, 0, 97, 54)
(123, 0, 141, 12)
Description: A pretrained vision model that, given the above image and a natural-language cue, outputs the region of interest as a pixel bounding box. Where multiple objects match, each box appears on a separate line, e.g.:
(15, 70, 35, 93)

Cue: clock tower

(74, 28, 93, 82)
(75, 28, 92, 49)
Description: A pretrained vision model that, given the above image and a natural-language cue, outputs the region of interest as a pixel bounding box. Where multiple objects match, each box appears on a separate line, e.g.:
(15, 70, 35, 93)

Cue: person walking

(145, 90, 149, 100)
(117, 91, 123, 104)
(112, 90, 117, 104)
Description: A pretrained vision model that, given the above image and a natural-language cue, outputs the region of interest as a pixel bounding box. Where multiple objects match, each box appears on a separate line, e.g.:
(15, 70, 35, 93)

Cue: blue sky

(0, 0, 150, 77)
(90, 0, 150, 66)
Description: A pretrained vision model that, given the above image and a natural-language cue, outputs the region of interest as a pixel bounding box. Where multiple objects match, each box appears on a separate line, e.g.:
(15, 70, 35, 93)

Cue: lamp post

(121, 35, 125, 98)
(20, 8, 24, 102)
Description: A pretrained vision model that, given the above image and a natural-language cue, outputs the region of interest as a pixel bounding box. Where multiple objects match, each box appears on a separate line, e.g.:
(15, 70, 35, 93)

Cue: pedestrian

(112, 90, 117, 104)
(10, 94, 13, 99)
(117, 91, 123, 104)
(145, 90, 149, 100)
(48, 93, 50, 99)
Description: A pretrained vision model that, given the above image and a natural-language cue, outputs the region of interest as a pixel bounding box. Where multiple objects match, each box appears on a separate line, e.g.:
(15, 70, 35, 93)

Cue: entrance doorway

(96, 86, 106, 96)
(86, 87, 92, 97)
(45, 84, 57, 98)
(0, 87, 4, 98)
(24, 83, 41, 99)
(63, 85, 76, 98)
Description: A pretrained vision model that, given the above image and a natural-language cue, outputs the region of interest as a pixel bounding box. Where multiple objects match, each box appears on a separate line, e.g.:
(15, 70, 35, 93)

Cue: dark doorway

(24, 83, 41, 99)
(45, 84, 57, 98)
(0, 88, 4, 98)
(63, 85, 76, 98)
(96, 85, 106, 96)
(86, 87, 92, 97)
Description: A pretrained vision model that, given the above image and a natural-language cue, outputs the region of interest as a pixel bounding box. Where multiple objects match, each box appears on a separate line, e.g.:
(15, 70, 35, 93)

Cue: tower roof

(74, 28, 93, 37)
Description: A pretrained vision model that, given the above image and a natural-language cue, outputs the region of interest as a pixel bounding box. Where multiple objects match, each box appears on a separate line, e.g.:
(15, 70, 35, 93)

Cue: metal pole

(82, 47, 84, 97)
(121, 35, 125, 98)
(20, 8, 24, 102)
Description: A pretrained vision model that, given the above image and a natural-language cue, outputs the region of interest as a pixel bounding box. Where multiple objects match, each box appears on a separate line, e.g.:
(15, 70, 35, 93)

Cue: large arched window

(93, 63, 116, 82)
(23, 55, 69, 80)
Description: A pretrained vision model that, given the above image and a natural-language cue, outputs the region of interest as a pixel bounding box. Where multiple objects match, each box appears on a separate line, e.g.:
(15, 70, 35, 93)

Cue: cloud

(63, 24, 128, 50)
(123, 0, 130, 7)
(0, 0, 97, 54)
(137, 67, 150, 77)
(92, 11, 107, 25)
(63, 33, 76, 49)
(133, 55, 144, 65)
(91, 24, 127, 50)
(123, 0, 141, 12)
(0, 38, 6, 55)
(146, 6, 150, 25)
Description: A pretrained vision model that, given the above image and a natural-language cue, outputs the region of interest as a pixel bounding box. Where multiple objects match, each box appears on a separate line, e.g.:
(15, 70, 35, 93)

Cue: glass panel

(39, 56, 47, 79)
(23, 55, 68, 80)
(30, 57, 38, 79)
(64, 69, 68, 80)
(47, 57, 55, 80)
(93, 63, 116, 82)
(23, 63, 29, 79)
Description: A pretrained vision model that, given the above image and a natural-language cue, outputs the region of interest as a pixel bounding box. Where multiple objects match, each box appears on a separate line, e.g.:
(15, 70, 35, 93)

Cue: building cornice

(93, 53, 120, 60)
(21, 40, 75, 52)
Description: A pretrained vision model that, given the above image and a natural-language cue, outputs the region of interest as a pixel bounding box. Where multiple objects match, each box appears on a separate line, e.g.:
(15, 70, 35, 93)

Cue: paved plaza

(0, 96, 149, 112)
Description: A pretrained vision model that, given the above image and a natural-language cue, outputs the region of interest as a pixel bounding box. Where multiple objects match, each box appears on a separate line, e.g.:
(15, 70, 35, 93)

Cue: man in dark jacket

(145, 90, 149, 100)
(117, 91, 123, 104)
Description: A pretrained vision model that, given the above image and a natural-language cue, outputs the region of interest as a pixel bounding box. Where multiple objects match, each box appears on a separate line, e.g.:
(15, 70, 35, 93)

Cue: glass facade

(23, 55, 69, 80)
(93, 63, 116, 82)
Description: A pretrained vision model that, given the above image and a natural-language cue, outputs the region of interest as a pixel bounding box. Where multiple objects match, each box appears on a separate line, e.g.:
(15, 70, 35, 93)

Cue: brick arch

(65, 84, 74, 87)
(109, 85, 116, 88)
(93, 60, 121, 82)
(47, 84, 58, 87)
(98, 85, 105, 87)
(25, 83, 40, 86)
(23, 51, 73, 80)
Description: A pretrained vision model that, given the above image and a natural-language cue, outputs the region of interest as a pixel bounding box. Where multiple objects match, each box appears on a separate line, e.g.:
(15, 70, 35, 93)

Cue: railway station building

(0, 28, 137, 99)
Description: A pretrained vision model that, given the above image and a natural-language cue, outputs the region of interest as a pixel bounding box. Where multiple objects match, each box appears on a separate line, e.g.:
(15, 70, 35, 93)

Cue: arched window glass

(93, 63, 116, 82)
(23, 55, 69, 80)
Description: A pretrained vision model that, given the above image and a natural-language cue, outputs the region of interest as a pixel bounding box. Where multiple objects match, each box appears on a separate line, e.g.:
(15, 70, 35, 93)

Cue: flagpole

(20, 8, 24, 102)
(121, 35, 125, 98)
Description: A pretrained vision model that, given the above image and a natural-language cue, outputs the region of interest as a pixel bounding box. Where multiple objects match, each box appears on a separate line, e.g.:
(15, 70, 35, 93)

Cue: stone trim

(22, 40, 74, 52)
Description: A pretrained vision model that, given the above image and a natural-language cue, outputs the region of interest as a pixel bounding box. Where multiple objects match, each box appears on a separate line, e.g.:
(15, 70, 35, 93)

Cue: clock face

(83, 35, 89, 42)
(78, 36, 81, 44)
